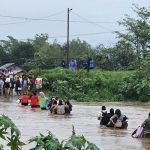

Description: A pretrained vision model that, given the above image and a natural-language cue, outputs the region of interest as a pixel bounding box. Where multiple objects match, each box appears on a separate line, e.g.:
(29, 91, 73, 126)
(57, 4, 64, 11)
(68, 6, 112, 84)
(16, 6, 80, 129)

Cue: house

(0, 63, 26, 78)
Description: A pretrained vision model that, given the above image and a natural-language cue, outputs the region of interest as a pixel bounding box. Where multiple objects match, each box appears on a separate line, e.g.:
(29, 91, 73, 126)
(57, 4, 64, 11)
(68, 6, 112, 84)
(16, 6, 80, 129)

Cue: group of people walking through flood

(97, 105, 150, 138)
(97, 106, 128, 129)
(19, 91, 72, 115)
(0, 72, 72, 115)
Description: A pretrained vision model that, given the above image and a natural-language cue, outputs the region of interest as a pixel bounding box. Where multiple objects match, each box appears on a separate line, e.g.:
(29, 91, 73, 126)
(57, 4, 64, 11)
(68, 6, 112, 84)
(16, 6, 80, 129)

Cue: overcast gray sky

(0, 0, 149, 46)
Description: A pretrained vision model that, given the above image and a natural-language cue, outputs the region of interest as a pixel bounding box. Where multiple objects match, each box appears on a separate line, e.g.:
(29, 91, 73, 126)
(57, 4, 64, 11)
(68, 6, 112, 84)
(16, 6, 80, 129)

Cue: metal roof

(0, 63, 15, 68)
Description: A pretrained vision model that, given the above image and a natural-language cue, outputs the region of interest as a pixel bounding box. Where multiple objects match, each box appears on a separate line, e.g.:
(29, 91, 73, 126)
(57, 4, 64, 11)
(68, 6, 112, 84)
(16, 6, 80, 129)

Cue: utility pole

(67, 8, 72, 67)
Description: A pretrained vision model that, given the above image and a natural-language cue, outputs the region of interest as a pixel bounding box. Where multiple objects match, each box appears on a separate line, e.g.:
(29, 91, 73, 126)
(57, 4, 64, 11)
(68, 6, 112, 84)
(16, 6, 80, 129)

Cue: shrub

(0, 115, 25, 150)
(119, 61, 150, 101)
(29, 68, 136, 102)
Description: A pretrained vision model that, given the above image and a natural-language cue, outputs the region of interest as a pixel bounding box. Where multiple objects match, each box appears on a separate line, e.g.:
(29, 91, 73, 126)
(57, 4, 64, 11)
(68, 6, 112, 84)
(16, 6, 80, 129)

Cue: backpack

(100, 112, 109, 125)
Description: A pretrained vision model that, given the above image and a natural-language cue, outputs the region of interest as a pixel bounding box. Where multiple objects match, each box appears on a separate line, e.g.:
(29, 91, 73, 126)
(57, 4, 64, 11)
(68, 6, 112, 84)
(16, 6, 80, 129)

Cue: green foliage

(51, 80, 70, 98)
(64, 134, 99, 150)
(0, 115, 25, 150)
(0, 36, 35, 67)
(119, 61, 150, 101)
(29, 132, 100, 150)
(95, 42, 136, 70)
(29, 131, 62, 150)
(31, 66, 150, 102)
(30, 68, 132, 102)
(116, 4, 150, 60)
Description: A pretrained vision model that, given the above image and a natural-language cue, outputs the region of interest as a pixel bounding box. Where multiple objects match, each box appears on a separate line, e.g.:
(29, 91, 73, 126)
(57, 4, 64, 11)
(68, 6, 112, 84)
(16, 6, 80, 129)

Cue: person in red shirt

(20, 93, 29, 106)
(30, 92, 39, 108)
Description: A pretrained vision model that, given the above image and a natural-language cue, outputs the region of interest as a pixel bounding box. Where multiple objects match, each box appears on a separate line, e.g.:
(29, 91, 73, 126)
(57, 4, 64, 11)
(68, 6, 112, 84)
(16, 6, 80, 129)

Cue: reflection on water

(0, 96, 149, 150)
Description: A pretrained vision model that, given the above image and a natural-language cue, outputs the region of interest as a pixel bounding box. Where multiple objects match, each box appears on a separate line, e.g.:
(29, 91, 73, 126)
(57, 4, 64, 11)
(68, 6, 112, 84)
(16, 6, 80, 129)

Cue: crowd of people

(19, 91, 72, 115)
(0, 71, 73, 115)
(0, 71, 35, 97)
(97, 106, 150, 138)
(60, 58, 94, 71)
(97, 106, 128, 129)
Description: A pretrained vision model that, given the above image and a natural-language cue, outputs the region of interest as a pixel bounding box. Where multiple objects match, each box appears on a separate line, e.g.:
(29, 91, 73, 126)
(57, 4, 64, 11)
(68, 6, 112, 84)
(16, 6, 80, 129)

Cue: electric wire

(0, 10, 121, 41)
(0, 19, 117, 26)
(48, 31, 117, 39)
(0, 9, 67, 25)
(71, 11, 114, 32)
(0, 13, 117, 26)
(38, 9, 66, 19)
(17, 30, 125, 41)
(0, 9, 66, 20)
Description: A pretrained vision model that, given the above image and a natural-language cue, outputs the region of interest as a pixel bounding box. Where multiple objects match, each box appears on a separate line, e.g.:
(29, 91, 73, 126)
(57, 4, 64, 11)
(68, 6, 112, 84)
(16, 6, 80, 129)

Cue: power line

(0, 10, 66, 20)
(0, 19, 66, 26)
(0, 14, 117, 23)
(9, 30, 125, 41)
(0, 14, 117, 26)
(39, 10, 66, 19)
(0, 19, 117, 26)
(71, 11, 114, 32)
(0, 20, 31, 26)
(0, 11, 122, 42)
(46, 30, 124, 39)
(0, 10, 67, 25)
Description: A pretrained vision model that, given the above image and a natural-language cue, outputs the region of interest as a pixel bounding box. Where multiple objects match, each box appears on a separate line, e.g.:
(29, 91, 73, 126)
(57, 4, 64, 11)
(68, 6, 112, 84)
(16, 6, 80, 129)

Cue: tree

(95, 41, 136, 70)
(114, 40, 136, 69)
(0, 36, 35, 67)
(68, 38, 93, 68)
(0, 45, 7, 65)
(31, 33, 49, 51)
(116, 4, 150, 61)
(23, 34, 62, 70)
(33, 41, 62, 69)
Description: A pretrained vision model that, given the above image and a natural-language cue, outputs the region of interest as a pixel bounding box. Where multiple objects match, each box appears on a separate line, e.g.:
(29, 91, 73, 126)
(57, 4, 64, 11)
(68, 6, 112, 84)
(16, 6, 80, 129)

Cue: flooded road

(0, 96, 150, 150)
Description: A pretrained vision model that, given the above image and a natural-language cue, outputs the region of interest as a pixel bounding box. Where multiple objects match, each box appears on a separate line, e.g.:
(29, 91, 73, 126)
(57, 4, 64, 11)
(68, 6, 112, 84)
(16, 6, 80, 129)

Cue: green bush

(0, 115, 25, 150)
(29, 67, 150, 102)
(119, 61, 150, 102)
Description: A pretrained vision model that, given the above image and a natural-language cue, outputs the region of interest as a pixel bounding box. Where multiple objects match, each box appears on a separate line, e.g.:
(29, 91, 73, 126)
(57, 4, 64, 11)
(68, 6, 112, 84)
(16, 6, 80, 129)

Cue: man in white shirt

(9, 71, 14, 81)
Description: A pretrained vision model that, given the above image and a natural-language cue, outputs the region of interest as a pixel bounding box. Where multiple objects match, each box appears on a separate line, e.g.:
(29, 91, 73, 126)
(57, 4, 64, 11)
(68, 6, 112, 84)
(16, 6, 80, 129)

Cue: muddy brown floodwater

(0, 96, 150, 150)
